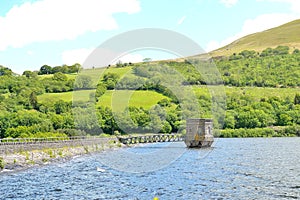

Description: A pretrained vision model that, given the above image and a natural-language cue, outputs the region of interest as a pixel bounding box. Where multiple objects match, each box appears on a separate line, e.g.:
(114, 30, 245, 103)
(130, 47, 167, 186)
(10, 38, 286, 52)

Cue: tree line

(0, 46, 300, 139)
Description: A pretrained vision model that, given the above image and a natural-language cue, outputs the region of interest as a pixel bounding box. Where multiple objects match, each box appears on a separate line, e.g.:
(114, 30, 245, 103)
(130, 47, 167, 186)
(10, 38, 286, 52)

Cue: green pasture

(38, 89, 168, 109)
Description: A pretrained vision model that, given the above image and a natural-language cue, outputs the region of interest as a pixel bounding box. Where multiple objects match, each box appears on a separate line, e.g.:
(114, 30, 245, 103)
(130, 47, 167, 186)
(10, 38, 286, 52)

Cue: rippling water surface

(0, 138, 299, 199)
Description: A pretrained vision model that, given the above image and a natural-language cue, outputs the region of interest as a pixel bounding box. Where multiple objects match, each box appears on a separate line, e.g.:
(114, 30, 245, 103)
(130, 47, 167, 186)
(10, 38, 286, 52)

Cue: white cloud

(219, 0, 239, 7)
(0, 0, 140, 51)
(177, 16, 186, 25)
(206, 12, 300, 51)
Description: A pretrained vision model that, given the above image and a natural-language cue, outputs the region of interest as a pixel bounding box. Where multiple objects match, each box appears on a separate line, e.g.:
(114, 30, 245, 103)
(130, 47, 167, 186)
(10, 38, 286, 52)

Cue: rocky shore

(0, 139, 123, 173)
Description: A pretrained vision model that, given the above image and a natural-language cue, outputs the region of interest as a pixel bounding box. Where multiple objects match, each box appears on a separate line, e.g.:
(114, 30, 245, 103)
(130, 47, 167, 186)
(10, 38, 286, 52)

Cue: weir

(0, 119, 213, 154)
(117, 133, 183, 145)
(0, 136, 116, 155)
(118, 118, 214, 148)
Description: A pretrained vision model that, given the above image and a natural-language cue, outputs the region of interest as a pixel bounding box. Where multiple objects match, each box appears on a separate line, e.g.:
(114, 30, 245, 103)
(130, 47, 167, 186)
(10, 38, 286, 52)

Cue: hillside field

(38, 86, 300, 108)
(38, 89, 169, 109)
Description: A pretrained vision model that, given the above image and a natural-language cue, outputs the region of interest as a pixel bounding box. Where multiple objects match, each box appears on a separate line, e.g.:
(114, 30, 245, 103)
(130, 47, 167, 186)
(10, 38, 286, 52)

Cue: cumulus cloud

(0, 0, 140, 51)
(206, 12, 300, 51)
(219, 0, 239, 7)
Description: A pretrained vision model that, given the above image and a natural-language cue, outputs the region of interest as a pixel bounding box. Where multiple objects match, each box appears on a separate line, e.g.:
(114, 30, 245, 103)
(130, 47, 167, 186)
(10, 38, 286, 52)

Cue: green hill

(210, 19, 300, 57)
(1, 21, 300, 138)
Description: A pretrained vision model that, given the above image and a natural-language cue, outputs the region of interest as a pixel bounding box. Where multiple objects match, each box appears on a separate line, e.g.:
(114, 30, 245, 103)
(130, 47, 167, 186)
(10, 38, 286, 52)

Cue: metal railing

(0, 136, 113, 145)
(0, 136, 117, 155)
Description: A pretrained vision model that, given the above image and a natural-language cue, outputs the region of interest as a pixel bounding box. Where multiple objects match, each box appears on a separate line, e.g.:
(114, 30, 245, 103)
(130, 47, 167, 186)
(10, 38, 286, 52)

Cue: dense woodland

(0, 46, 300, 139)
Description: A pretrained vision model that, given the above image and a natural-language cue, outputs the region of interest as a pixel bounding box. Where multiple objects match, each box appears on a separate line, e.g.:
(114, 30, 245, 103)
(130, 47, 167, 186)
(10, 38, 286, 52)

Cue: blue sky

(0, 0, 299, 74)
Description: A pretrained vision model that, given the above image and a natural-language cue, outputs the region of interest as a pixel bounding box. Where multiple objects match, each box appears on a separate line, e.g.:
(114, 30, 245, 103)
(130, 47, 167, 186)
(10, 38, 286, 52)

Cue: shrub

(0, 157, 5, 170)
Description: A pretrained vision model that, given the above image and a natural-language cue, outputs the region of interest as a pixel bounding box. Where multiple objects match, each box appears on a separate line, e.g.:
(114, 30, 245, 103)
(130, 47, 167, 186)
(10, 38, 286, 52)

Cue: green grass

(38, 73, 77, 79)
(226, 87, 299, 99)
(192, 85, 299, 100)
(96, 90, 168, 110)
(38, 89, 168, 109)
(76, 66, 134, 86)
(105, 66, 134, 77)
(38, 85, 298, 109)
(38, 90, 93, 103)
(3, 93, 10, 98)
(37, 66, 134, 85)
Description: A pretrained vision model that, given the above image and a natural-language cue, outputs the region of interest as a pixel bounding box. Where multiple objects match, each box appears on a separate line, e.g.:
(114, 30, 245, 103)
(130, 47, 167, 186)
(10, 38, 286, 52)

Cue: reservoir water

(0, 138, 299, 199)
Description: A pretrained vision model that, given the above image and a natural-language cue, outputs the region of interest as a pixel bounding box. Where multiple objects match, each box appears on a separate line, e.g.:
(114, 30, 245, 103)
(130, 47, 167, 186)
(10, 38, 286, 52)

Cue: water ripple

(0, 138, 299, 199)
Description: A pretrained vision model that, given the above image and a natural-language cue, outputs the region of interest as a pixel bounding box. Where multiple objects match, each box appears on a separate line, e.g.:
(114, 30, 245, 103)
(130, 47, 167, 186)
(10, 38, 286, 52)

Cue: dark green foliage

(73, 105, 102, 135)
(94, 105, 180, 134)
(293, 49, 300, 54)
(23, 70, 38, 78)
(29, 92, 38, 110)
(260, 48, 274, 57)
(0, 49, 300, 139)
(277, 125, 300, 136)
(0, 65, 13, 76)
(44, 78, 73, 93)
(161, 121, 172, 133)
(115, 77, 145, 90)
(5, 126, 36, 138)
(39, 65, 52, 75)
(38, 63, 80, 75)
(224, 111, 236, 129)
(54, 100, 71, 114)
(239, 50, 257, 58)
(226, 94, 298, 128)
(102, 73, 119, 90)
(229, 53, 244, 61)
(260, 46, 289, 57)
(97, 106, 118, 134)
(157, 98, 171, 107)
(0, 157, 4, 170)
(218, 47, 300, 87)
(294, 93, 300, 104)
(220, 125, 300, 138)
(74, 75, 93, 89)
(50, 113, 74, 130)
(53, 72, 68, 81)
(0, 112, 13, 138)
(56, 129, 86, 137)
(277, 113, 293, 126)
(219, 128, 276, 138)
(116, 60, 123, 68)
(95, 83, 107, 100)
(273, 46, 289, 55)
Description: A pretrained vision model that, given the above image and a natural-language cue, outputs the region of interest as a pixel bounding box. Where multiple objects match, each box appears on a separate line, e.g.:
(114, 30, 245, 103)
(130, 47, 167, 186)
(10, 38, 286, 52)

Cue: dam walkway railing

(0, 134, 184, 155)
(117, 134, 183, 145)
(0, 136, 117, 155)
